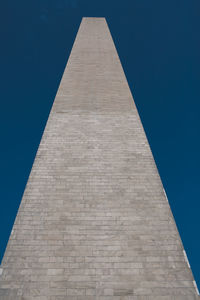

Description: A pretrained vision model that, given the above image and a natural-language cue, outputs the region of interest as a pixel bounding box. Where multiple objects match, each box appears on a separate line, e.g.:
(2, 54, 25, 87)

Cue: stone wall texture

(0, 17, 199, 300)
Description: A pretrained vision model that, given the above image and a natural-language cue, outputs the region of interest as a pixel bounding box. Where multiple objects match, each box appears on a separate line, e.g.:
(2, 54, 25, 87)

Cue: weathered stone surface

(0, 17, 199, 299)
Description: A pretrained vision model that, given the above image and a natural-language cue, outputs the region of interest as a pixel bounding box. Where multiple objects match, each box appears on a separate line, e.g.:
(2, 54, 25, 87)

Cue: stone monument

(0, 17, 199, 299)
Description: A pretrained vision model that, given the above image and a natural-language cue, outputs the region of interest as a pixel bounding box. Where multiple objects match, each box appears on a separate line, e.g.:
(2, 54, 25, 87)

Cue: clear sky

(1, 0, 200, 289)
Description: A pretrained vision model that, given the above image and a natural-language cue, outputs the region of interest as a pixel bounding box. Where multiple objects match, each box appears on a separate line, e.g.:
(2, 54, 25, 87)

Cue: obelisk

(0, 17, 199, 299)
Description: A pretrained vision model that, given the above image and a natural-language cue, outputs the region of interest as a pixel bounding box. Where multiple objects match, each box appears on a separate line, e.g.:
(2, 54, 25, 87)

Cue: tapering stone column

(0, 17, 199, 299)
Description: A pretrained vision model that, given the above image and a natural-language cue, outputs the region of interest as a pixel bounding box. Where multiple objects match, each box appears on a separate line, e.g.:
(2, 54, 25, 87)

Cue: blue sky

(1, 0, 200, 288)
